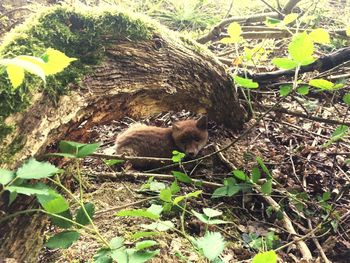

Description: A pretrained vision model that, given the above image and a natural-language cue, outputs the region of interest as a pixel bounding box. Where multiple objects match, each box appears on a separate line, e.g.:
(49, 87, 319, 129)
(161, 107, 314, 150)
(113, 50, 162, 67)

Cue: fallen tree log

(0, 5, 245, 262)
(251, 46, 350, 82)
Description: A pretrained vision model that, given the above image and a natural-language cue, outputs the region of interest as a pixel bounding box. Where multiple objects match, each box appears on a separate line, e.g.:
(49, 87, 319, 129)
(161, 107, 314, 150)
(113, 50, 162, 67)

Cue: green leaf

(283, 13, 298, 25)
(147, 204, 163, 216)
(232, 170, 249, 181)
(103, 159, 124, 166)
(0, 168, 15, 185)
(322, 192, 331, 201)
(212, 178, 241, 198)
(50, 209, 73, 229)
(172, 171, 192, 183)
(116, 209, 159, 220)
(76, 142, 101, 158)
(256, 157, 272, 179)
(323, 125, 348, 147)
(132, 232, 158, 240)
(192, 210, 209, 224)
(203, 208, 222, 218)
(251, 167, 261, 183)
(170, 180, 180, 194)
(297, 85, 309, 95)
(234, 76, 259, 89)
(310, 28, 330, 44)
(59, 140, 81, 155)
(16, 158, 59, 179)
(173, 196, 186, 205)
(279, 85, 292, 97)
(37, 190, 69, 214)
(110, 236, 124, 249)
(45, 231, 80, 249)
(94, 248, 112, 263)
(272, 58, 298, 69)
(6, 185, 50, 196)
(149, 181, 166, 191)
(135, 240, 158, 251)
(45, 153, 77, 158)
(197, 232, 225, 261)
(186, 190, 202, 198)
(265, 17, 281, 27)
(172, 150, 185, 163)
(8, 192, 17, 205)
(309, 79, 334, 90)
(75, 202, 95, 226)
(288, 32, 314, 64)
(343, 93, 350, 106)
(159, 188, 172, 202)
(261, 180, 272, 195)
(252, 250, 277, 263)
(125, 249, 160, 263)
(141, 220, 174, 231)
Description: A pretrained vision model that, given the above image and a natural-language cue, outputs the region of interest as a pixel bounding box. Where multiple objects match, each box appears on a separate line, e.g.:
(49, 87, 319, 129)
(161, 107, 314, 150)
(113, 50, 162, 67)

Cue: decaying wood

(251, 46, 350, 82)
(0, 8, 246, 262)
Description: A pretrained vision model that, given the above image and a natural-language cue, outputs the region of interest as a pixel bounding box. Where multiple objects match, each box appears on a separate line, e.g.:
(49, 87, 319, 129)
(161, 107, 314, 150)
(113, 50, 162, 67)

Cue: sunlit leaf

(6, 64, 24, 89)
(272, 58, 298, 69)
(279, 85, 292, 97)
(41, 48, 77, 75)
(297, 85, 309, 95)
(252, 250, 277, 263)
(283, 13, 298, 25)
(116, 209, 159, 220)
(346, 26, 350, 37)
(172, 150, 185, 163)
(251, 167, 261, 183)
(135, 240, 158, 251)
(7, 184, 50, 196)
(0, 168, 15, 185)
(310, 28, 330, 44)
(234, 76, 259, 89)
(160, 188, 172, 202)
(288, 32, 314, 64)
(227, 22, 241, 43)
(132, 232, 158, 240)
(203, 208, 222, 218)
(309, 79, 334, 90)
(147, 204, 163, 216)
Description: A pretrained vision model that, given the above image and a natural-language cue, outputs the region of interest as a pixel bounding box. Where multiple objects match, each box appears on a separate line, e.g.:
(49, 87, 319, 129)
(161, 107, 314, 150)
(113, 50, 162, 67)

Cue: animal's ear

(196, 115, 208, 130)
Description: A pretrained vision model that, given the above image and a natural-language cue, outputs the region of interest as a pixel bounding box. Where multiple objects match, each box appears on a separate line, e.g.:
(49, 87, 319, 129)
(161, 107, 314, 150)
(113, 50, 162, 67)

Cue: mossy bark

(0, 6, 246, 262)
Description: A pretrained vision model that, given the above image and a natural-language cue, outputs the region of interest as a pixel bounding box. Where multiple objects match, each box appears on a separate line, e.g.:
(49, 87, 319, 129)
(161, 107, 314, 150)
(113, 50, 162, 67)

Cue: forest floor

(39, 105, 350, 262)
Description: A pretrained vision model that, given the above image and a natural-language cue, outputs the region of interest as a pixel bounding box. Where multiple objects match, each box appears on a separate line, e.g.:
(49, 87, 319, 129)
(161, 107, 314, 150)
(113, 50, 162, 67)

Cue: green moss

(0, 4, 156, 143)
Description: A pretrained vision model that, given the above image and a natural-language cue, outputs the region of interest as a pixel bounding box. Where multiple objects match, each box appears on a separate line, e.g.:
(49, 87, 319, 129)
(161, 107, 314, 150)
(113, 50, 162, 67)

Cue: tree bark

(0, 7, 246, 262)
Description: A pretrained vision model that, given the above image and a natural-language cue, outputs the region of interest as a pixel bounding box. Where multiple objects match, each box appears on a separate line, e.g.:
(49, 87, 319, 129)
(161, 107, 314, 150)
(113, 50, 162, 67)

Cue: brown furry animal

(115, 116, 208, 167)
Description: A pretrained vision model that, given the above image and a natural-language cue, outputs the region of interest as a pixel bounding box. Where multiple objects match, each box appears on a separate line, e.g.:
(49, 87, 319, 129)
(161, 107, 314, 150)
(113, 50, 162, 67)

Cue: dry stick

(307, 219, 331, 263)
(95, 197, 157, 217)
(91, 152, 172, 162)
(269, 107, 350, 126)
(86, 170, 223, 189)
